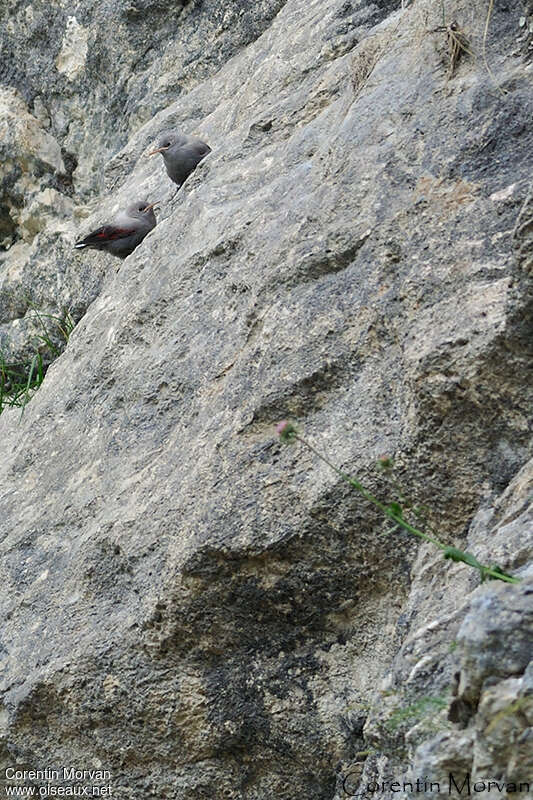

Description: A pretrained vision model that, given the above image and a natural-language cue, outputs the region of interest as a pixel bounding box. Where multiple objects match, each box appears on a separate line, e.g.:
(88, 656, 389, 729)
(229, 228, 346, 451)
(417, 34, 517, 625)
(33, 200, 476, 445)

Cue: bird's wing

(75, 224, 134, 247)
(191, 139, 211, 157)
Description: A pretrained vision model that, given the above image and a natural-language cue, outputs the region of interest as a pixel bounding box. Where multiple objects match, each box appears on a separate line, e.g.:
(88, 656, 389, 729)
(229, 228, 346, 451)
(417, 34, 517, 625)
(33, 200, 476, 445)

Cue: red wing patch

(79, 225, 132, 245)
(93, 226, 131, 240)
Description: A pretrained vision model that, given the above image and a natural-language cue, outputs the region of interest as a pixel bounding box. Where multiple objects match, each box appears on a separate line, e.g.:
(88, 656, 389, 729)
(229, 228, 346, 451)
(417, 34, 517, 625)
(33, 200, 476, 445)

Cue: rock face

(0, 0, 532, 797)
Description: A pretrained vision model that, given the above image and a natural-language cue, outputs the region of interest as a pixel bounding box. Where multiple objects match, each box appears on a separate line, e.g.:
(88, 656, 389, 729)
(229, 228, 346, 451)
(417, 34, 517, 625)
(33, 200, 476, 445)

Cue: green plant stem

(0, 305, 74, 417)
(294, 434, 520, 585)
(20, 354, 39, 418)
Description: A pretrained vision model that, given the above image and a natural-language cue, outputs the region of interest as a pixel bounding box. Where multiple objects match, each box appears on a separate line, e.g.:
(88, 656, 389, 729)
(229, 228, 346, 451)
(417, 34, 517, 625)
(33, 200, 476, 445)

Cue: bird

(74, 200, 158, 259)
(148, 130, 211, 189)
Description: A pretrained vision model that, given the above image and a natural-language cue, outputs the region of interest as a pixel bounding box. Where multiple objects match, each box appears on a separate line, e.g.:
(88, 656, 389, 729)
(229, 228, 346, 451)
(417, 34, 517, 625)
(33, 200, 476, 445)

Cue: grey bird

(74, 200, 158, 259)
(148, 130, 211, 188)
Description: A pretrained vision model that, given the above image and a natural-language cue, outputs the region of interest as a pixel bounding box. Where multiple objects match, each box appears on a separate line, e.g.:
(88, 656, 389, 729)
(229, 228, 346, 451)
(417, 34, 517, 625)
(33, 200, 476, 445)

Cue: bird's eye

(164, 142, 171, 147)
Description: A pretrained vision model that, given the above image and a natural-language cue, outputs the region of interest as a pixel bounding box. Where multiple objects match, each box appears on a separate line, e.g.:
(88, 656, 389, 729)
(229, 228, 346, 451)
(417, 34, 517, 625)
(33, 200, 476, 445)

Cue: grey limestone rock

(0, 0, 532, 797)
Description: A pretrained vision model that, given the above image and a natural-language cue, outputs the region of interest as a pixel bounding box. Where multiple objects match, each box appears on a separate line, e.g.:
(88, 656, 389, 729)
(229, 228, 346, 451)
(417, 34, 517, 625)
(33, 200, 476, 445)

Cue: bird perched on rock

(74, 200, 157, 259)
(148, 130, 211, 189)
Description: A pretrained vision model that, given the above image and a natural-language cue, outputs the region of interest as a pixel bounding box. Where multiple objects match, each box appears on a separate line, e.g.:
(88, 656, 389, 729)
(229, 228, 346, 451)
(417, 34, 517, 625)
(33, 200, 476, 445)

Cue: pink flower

(276, 420, 297, 442)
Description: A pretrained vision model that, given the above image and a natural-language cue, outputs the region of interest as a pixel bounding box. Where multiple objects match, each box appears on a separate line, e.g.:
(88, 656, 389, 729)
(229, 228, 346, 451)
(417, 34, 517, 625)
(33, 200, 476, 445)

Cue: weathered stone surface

(0, 0, 532, 797)
(0, 87, 65, 252)
(343, 460, 533, 800)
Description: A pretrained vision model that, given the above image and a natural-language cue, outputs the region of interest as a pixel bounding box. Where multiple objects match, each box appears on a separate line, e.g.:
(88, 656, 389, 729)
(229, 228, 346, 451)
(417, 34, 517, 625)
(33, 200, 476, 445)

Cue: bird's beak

(147, 146, 169, 156)
(143, 202, 159, 212)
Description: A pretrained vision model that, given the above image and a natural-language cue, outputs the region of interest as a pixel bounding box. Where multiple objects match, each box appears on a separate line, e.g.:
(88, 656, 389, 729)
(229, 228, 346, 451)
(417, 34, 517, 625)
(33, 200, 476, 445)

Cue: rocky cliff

(0, 0, 532, 797)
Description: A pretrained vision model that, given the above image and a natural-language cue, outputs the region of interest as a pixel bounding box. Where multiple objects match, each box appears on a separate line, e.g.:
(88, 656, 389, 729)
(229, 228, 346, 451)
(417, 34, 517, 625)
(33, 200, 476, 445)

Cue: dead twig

(429, 1, 507, 95)
(429, 21, 473, 79)
(482, 0, 507, 96)
(445, 22, 471, 78)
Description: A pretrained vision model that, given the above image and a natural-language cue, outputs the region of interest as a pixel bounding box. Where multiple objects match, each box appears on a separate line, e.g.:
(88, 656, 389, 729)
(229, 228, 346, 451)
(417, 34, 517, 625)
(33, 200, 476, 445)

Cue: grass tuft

(385, 695, 448, 731)
(429, 19, 473, 80)
(0, 306, 75, 418)
(428, 1, 506, 93)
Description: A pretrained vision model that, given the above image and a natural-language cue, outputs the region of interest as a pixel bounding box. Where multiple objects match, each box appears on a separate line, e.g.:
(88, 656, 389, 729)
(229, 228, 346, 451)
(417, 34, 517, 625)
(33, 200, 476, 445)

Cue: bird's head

(147, 130, 184, 158)
(127, 200, 158, 221)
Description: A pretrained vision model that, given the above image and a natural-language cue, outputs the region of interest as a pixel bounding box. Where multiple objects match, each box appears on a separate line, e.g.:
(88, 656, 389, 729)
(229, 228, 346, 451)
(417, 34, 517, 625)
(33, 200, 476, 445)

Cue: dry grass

(414, 176, 480, 217)
(350, 0, 507, 101)
(427, 18, 473, 79)
(350, 28, 397, 98)
(445, 21, 472, 78)
(429, 0, 506, 92)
